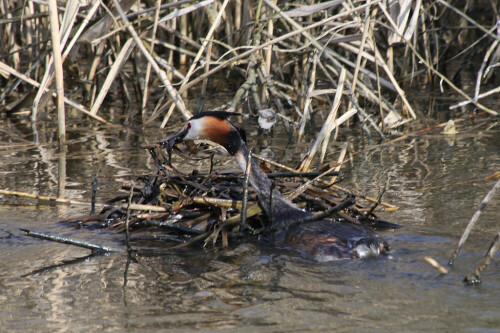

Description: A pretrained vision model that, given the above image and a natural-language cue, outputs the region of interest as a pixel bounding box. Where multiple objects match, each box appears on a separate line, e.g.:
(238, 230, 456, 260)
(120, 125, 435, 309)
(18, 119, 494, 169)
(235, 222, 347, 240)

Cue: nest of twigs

(63, 143, 400, 250)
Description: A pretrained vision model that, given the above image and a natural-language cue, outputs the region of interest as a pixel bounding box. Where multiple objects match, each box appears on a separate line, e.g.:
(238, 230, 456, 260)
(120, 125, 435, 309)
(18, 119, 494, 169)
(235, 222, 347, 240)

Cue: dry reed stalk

(277, 0, 343, 18)
(318, 71, 345, 164)
(141, 0, 162, 115)
(32, 0, 80, 122)
(424, 256, 449, 274)
(248, 62, 262, 110)
(23, 1, 35, 71)
(449, 178, 500, 266)
(374, 46, 385, 130)
(383, 0, 412, 73)
(193, 197, 243, 209)
(146, 38, 198, 58)
(89, 19, 138, 46)
(47, 0, 66, 142)
(126, 0, 201, 19)
(419, 7, 433, 85)
(111, 0, 189, 119)
(323, 45, 395, 91)
(154, 56, 186, 80)
(3, 0, 496, 135)
(89, 38, 135, 115)
(158, 0, 214, 24)
(350, 7, 372, 95)
(179, 13, 187, 66)
(287, 162, 344, 201)
(450, 85, 500, 111)
(158, 21, 206, 52)
(253, 153, 296, 172)
(0, 188, 101, 206)
(0, 60, 112, 124)
(368, 35, 416, 119)
(306, 109, 357, 170)
(474, 38, 499, 101)
(201, 41, 213, 97)
(85, 41, 105, 106)
(0, 188, 166, 212)
(297, 51, 317, 142)
(159, 0, 230, 128)
(299, 69, 349, 172)
(323, 58, 396, 118)
(62, 0, 101, 60)
(262, 1, 275, 103)
(166, 17, 177, 82)
(328, 141, 348, 185)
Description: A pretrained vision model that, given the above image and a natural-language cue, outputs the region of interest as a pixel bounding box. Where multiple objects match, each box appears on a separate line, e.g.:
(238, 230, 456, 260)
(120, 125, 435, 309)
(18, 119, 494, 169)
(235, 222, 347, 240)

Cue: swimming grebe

(161, 111, 389, 261)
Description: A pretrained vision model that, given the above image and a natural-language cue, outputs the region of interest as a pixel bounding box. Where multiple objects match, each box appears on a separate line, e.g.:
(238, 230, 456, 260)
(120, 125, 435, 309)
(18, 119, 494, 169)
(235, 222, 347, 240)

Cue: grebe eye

(186, 122, 191, 129)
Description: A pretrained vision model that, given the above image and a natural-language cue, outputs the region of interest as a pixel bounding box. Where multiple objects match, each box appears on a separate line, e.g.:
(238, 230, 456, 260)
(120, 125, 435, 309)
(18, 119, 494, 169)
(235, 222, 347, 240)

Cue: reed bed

(1, 0, 498, 140)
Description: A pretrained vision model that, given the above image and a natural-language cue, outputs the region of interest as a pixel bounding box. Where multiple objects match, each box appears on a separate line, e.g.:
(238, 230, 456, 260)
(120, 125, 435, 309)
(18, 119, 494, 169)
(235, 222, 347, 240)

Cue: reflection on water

(0, 115, 499, 332)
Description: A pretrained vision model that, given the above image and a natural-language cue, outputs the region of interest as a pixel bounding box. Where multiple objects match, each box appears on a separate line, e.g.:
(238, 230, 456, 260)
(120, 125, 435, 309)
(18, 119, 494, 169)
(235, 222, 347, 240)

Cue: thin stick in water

(449, 179, 500, 265)
(125, 183, 134, 253)
(21, 229, 125, 253)
(91, 177, 98, 216)
(464, 233, 500, 285)
(240, 149, 252, 229)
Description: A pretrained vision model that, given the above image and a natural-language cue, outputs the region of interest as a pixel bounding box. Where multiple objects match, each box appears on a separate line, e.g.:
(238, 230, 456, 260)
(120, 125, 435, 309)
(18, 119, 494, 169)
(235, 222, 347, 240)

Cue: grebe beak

(158, 127, 189, 157)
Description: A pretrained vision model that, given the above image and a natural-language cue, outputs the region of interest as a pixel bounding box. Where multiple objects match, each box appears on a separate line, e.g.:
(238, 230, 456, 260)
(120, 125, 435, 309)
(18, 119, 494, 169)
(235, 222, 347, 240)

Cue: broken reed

(1, 0, 498, 138)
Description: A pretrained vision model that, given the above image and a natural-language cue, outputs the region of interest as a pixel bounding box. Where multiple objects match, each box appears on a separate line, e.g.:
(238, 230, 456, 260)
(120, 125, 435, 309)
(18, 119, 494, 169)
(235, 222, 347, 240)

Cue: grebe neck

(233, 141, 310, 227)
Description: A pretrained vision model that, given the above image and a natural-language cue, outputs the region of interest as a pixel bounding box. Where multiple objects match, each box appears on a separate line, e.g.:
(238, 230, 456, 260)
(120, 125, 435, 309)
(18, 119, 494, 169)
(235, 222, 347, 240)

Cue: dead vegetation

(1, 0, 498, 140)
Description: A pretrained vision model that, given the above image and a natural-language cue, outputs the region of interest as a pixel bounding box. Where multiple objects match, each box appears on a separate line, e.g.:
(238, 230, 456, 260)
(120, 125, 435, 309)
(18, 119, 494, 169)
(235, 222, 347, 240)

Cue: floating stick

(424, 256, 449, 274)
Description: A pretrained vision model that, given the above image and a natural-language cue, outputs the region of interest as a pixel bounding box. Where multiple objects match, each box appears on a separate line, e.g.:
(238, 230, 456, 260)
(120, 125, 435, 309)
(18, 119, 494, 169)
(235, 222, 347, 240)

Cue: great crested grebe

(161, 111, 389, 261)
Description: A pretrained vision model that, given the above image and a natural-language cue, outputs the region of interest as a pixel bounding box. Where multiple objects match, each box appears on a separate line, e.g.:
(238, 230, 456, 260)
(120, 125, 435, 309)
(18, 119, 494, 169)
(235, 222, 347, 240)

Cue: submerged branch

(21, 229, 125, 253)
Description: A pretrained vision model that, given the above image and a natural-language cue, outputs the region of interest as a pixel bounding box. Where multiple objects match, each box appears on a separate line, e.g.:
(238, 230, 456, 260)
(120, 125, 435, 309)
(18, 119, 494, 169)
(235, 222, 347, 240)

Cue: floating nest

(61, 143, 400, 250)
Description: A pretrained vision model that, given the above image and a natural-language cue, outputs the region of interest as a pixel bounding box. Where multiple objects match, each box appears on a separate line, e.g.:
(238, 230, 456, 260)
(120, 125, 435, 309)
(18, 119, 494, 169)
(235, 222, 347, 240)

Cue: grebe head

(160, 111, 246, 155)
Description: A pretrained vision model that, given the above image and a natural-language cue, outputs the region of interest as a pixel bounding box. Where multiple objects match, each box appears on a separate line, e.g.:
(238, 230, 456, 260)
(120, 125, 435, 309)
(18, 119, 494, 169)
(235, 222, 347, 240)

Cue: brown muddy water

(0, 107, 499, 332)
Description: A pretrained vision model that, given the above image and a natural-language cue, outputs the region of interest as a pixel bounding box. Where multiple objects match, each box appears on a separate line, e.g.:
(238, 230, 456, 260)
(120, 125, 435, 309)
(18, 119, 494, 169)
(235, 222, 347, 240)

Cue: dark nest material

(60, 143, 401, 251)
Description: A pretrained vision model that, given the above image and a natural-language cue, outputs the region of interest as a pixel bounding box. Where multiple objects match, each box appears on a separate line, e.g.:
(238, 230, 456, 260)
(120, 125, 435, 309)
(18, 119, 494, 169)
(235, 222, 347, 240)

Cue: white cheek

(183, 119, 204, 140)
(184, 131, 198, 140)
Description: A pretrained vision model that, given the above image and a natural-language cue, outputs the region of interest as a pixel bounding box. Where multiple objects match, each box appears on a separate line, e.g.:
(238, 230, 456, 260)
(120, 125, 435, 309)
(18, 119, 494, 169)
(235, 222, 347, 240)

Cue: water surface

(0, 113, 499, 332)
